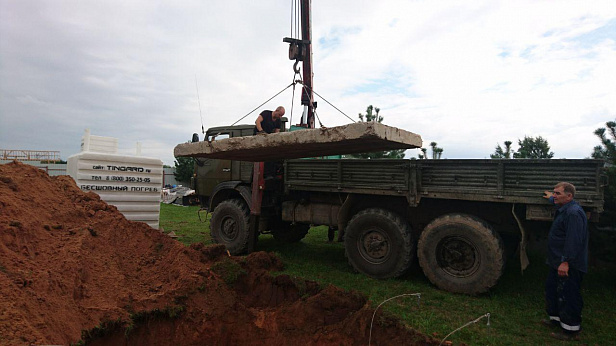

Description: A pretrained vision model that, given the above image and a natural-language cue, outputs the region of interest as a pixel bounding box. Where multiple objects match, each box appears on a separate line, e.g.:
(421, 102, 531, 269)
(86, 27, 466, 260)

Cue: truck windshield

(208, 133, 230, 141)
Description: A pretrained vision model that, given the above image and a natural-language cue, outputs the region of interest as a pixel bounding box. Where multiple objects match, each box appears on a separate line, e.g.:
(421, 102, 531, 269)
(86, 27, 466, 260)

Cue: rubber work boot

(540, 319, 559, 329)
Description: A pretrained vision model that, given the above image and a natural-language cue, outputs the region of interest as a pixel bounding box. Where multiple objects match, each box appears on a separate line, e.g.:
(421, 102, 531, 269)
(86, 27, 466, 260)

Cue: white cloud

(1, 0, 615, 165)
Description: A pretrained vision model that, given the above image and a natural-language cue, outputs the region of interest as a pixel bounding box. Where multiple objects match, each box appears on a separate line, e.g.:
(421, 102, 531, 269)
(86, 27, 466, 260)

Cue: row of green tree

(489, 121, 615, 162)
(490, 137, 553, 159)
(353, 105, 615, 164)
(351, 105, 559, 161)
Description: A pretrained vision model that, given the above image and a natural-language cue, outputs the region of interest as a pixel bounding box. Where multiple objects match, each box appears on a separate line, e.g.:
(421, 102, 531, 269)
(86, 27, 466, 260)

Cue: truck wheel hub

(360, 230, 389, 263)
(436, 236, 479, 277)
(220, 216, 238, 241)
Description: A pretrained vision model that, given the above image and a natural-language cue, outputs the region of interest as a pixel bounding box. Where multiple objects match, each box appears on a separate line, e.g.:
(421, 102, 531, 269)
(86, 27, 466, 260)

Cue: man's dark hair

(555, 182, 576, 197)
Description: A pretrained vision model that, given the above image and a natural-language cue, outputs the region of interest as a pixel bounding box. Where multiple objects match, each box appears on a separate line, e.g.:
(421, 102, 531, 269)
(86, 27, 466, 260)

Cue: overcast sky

(1, 0, 615, 165)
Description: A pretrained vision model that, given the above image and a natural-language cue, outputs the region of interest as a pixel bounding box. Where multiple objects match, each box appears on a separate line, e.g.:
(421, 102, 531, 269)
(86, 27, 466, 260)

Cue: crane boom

(283, 0, 315, 129)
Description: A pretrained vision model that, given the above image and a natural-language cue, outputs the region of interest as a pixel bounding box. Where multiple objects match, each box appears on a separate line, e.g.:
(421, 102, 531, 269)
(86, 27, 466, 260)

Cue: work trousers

(545, 267, 584, 332)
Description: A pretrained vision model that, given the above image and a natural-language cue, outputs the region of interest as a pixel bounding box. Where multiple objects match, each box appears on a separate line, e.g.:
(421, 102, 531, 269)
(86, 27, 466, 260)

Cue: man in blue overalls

(542, 182, 588, 341)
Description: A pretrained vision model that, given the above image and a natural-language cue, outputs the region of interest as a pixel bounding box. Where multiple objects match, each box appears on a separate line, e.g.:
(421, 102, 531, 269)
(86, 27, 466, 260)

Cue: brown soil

(0, 161, 438, 345)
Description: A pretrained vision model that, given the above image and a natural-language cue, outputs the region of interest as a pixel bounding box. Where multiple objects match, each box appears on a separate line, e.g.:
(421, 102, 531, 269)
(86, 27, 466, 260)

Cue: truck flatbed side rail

(284, 158, 605, 209)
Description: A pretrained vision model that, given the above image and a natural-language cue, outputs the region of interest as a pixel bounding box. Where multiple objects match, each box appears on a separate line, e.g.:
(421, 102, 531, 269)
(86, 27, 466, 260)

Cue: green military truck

(190, 123, 605, 294)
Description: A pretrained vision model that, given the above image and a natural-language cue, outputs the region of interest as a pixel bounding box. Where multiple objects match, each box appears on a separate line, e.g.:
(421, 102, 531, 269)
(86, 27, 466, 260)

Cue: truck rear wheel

(344, 208, 414, 279)
(210, 199, 251, 255)
(418, 213, 504, 295)
(271, 222, 310, 243)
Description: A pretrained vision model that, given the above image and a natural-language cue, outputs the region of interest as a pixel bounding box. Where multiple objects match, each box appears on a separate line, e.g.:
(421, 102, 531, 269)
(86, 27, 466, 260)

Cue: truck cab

(192, 119, 288, 209)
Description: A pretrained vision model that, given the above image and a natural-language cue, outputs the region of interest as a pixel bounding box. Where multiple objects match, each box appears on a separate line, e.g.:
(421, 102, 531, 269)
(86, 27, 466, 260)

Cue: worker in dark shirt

(254, 106, 285, 134)
(541, 182, 588, 341)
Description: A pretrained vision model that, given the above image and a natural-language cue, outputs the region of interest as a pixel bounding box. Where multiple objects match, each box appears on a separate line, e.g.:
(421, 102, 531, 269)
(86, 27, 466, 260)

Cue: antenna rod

(195, 75, 205, 134)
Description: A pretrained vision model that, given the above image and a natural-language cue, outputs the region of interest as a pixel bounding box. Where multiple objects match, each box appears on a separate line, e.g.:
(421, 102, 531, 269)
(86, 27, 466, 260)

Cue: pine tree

(490, 141, 513, 159)
(591, 119, 616, 164)
(591, 119, 616, 227)
(349, 105, 406, 159)
(417, 142, 443, 159)
(513, 136, 554, 159)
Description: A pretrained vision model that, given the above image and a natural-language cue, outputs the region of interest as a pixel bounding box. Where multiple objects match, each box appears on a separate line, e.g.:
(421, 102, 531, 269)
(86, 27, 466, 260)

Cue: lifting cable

(296, 80, 356, 124)
(289, 77, 298, 125)
(290, 68, 323, 127)
(229, 82, 295, 127)
(224, 0, 354, 130)
(291, 0, 300, 40)
(290, 62, 354, 126)
(289, 67, 303, 125)
(227, 76, 356, 129)
(298, 81, 324, 127)
(290, 0, 293, 38)
(312, 86, 356, 123)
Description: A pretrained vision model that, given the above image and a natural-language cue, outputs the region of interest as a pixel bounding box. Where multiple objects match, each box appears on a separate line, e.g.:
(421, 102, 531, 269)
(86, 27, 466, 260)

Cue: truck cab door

(194, 133, 232, 202)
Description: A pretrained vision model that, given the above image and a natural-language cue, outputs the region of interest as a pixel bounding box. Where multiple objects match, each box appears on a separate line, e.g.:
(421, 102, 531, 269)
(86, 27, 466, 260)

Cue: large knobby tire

(271, 222, 310, 243)
(418, 213, 504, 295)
(210, 199, 251, 255)
(344, 208, 414, 279)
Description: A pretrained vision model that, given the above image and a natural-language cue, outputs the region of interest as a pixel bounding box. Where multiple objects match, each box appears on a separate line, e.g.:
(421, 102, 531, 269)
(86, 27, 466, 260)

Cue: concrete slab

(174, 122, 422, 162)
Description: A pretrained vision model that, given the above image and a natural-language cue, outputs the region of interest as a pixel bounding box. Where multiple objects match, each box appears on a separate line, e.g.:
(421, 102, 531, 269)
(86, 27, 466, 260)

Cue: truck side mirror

(192, 133, 199, 142)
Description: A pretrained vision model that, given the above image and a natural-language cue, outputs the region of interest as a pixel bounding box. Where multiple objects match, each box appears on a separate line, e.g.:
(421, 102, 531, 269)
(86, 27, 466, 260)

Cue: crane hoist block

(174, 122, 422, 162)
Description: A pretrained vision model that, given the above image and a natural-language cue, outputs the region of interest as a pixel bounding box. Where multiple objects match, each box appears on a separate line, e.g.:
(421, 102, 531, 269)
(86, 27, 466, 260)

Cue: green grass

(159, 204, 213, 246)
(211, 257, 246, 285)
(160, 203, 616, 345)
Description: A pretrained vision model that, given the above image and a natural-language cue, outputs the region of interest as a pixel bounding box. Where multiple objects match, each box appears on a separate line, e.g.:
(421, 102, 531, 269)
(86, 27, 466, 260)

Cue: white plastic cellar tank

(67, 129, 163, 229)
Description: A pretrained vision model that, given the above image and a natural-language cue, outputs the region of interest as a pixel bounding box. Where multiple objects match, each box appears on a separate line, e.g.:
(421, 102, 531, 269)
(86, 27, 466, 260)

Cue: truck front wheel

(210, 199, 251, 255)
(344, 208, 414, 279)
(418, 213, 504, 295)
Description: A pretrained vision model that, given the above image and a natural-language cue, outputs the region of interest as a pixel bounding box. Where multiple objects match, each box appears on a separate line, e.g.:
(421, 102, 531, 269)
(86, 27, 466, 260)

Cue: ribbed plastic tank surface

(67, 130, 163, 229)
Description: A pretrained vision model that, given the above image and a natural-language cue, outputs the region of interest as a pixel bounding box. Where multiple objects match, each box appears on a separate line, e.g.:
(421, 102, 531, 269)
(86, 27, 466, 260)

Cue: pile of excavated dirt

(0, 161, 438, 345)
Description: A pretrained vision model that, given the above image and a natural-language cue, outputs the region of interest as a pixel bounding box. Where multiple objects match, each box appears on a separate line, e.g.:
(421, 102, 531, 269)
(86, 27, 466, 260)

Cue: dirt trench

(0, 161, 438, 345)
